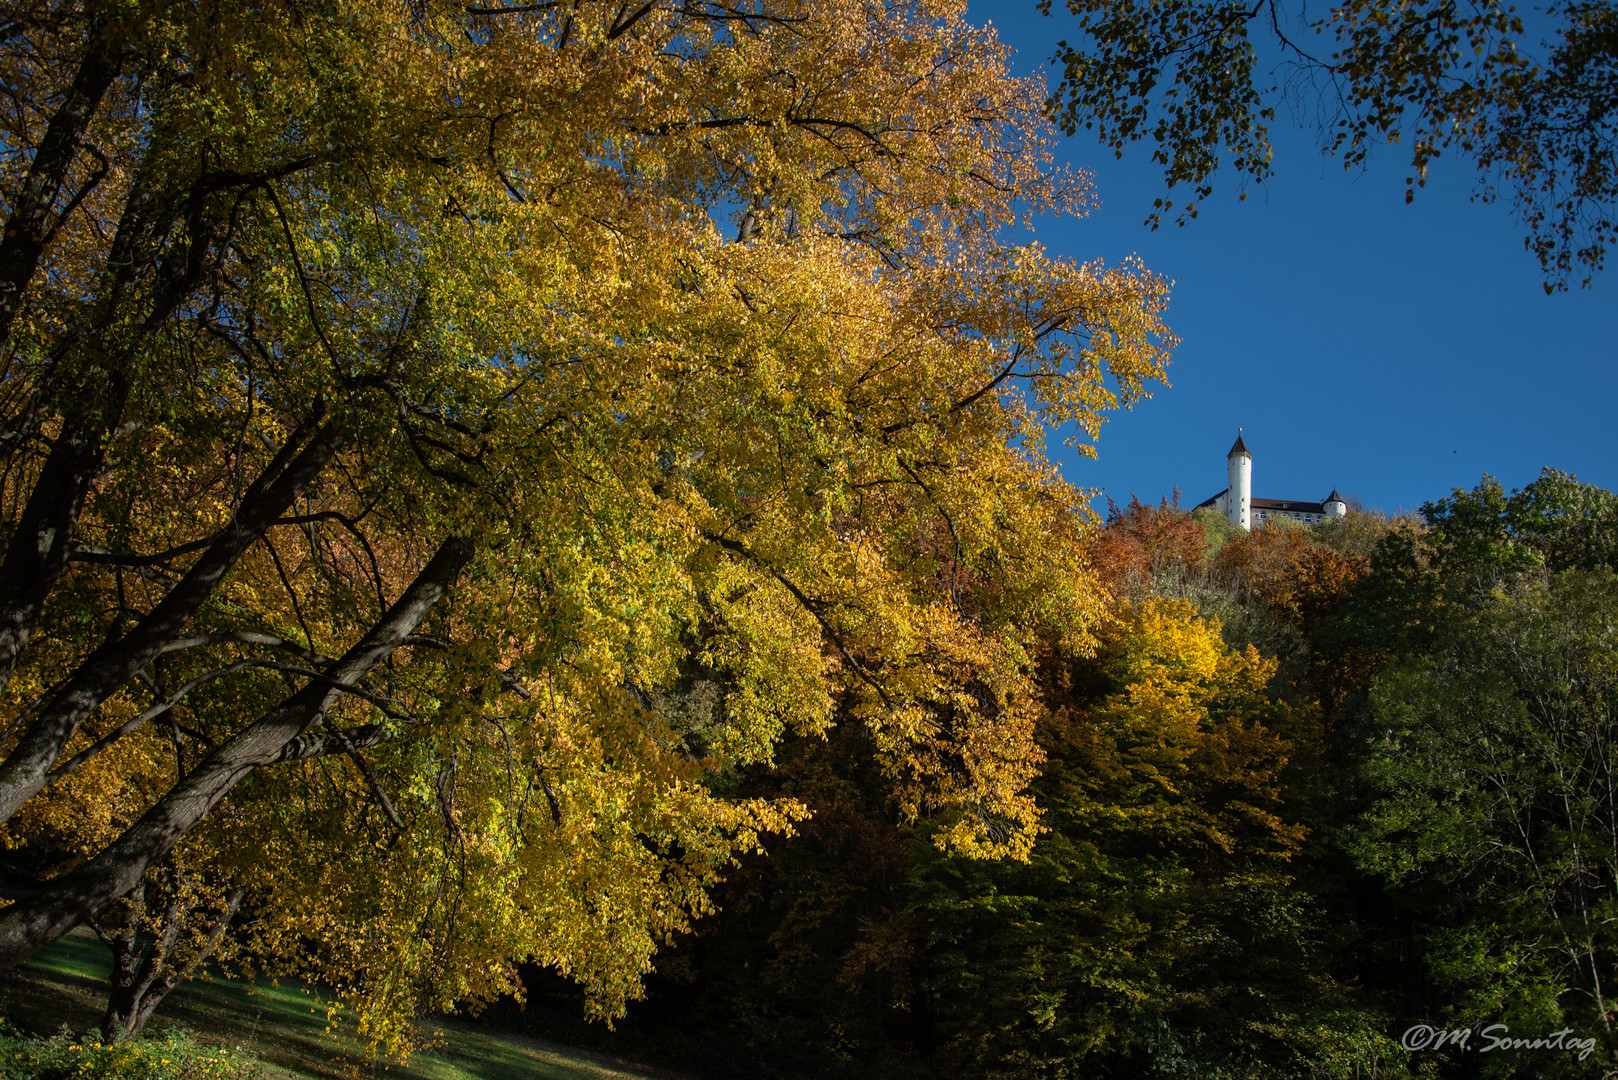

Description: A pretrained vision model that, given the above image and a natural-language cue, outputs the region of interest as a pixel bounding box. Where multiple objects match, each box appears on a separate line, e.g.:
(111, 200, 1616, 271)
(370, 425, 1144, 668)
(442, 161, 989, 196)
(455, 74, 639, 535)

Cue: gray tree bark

(0, 417, 342, 826)
(0, 535, 473, 970)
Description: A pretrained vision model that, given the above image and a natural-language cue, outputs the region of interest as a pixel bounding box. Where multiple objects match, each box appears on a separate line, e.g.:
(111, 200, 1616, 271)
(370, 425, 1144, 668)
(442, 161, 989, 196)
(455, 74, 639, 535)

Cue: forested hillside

(505, 472, 1618, 1080)
(0, 2, 1611, 1078)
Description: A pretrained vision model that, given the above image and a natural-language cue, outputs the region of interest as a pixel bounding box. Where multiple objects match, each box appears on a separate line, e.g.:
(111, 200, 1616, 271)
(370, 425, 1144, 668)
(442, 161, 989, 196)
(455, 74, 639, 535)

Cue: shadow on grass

(2, 930, 691, 1080)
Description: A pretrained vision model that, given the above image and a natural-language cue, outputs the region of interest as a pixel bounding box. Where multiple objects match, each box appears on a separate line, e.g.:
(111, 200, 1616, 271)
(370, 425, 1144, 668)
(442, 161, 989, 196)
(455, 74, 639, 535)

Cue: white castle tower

(1226, 431, 1252, 530)
(1196, 431, 1349, 529)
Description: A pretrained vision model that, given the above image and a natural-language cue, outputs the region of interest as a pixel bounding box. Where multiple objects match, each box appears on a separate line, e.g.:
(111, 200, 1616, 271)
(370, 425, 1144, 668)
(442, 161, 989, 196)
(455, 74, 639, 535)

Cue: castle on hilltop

(1195, 432, 1347, 530)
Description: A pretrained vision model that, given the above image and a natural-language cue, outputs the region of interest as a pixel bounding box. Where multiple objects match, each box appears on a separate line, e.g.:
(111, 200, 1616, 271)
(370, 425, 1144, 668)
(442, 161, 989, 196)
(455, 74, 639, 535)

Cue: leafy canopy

(1041, 0, 1618, 290)
(0, 0, 1172, 1049)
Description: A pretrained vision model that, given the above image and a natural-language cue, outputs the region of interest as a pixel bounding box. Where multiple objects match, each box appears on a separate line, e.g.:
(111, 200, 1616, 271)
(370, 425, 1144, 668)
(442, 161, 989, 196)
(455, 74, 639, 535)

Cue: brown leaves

(1212, 522, 1367, 632)
(1089, 490, 1207, 593)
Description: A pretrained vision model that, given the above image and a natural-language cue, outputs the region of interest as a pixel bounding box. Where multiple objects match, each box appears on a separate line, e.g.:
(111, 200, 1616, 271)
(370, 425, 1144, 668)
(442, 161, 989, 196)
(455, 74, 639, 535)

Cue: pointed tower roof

(1325, 488, 1345, 504)
(1227, 431, 1250, 458)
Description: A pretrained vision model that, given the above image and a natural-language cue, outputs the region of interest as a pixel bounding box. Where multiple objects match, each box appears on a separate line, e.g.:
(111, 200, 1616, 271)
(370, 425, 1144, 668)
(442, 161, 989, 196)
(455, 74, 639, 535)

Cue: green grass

(2, 929, 687, 1080)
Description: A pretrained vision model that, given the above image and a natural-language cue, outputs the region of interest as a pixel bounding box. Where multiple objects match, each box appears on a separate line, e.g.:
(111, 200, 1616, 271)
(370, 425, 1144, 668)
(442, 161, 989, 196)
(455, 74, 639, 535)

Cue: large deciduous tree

(0, 0, 1171, 1047)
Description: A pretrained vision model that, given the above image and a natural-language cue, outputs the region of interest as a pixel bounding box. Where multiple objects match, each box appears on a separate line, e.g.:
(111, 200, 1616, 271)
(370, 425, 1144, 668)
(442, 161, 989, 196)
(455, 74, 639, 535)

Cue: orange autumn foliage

(1089, 491, 1208, 593)
(1213, 524, 1369, 632)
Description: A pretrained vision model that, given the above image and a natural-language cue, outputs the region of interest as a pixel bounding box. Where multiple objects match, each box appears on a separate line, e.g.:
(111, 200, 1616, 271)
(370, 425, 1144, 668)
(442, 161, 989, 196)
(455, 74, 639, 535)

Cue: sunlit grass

(2, 929, 680, 1080)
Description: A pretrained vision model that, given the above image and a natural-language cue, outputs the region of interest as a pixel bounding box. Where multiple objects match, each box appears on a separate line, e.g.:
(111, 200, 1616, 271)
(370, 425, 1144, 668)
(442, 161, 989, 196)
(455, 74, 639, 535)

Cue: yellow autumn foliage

(0, 0, 1173, 1052)
(1070, 598, 1310, 860)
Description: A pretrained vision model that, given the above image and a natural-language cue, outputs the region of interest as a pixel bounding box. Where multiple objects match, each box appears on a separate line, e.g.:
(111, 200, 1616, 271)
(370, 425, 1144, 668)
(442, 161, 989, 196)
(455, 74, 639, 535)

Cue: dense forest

(499, 471, 1618, 1079)
(0, 1, 1612, 1078)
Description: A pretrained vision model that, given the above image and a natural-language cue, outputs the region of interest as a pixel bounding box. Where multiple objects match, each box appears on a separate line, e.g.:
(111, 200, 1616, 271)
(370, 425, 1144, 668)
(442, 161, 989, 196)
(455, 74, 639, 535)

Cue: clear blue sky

(965, 1, 1616, 517)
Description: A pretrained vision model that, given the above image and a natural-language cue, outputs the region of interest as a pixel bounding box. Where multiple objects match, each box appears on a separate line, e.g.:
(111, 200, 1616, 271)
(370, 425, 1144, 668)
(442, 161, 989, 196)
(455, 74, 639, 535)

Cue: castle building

(1195, 432, 1347, 530)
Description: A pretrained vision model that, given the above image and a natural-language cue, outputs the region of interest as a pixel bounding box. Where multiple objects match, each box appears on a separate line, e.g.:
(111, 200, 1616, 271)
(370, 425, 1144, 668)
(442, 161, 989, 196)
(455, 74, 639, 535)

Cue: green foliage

(1338, 470, 1618, 667)
(1350, 570, 1618, 1073)
(911, 598, 1398, 1078)
(0, 1024, 266, 1080)
(1041, 0, 1618, 289)
(1190, 506, 1241, 562)
(1310, 508, 1414, 561)
(1422, 468, 1618, 578)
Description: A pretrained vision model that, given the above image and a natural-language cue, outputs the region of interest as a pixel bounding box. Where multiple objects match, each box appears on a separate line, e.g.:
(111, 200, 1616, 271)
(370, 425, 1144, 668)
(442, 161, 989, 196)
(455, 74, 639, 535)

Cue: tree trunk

(97, 878, 147, 1042)
(0, 389, 129, 703)
(0, 416, 340, 826)
(0, 535, 472, 969)
(98, 878, 244, 1043)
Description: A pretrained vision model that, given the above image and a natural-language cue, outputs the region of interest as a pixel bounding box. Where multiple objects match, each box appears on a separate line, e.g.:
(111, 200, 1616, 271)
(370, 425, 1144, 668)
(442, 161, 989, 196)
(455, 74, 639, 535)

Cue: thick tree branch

(0, 14, 123, 350)
(0, 374, 132, 697)
(69, 536, 220, 567)
(0, 534, 474, 969)
(0, 413, 341, 826)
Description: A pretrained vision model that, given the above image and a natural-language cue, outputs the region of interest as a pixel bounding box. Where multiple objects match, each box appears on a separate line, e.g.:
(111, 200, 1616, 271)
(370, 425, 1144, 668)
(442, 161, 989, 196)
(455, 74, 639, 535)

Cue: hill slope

(1, 930, 686, 1080)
